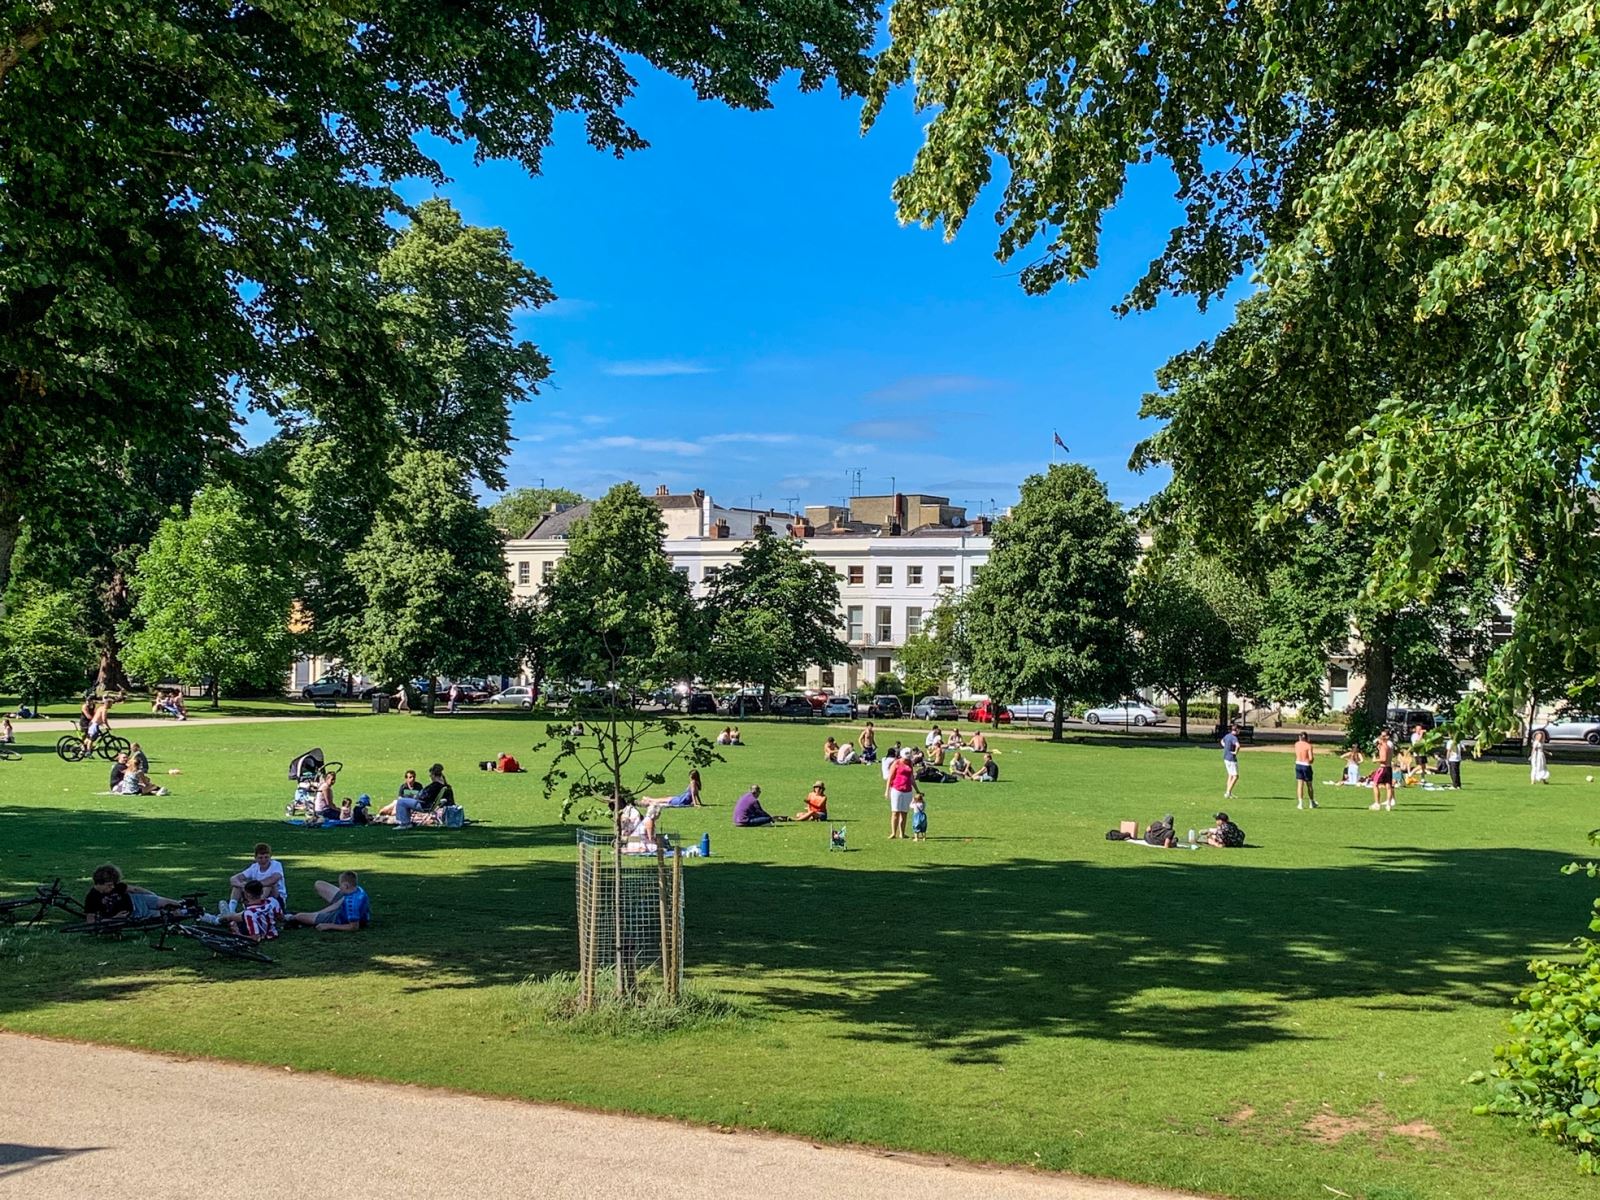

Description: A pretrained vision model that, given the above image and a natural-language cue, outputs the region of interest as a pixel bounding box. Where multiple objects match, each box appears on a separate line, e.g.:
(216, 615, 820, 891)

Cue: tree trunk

(95, 639, 130, 693)
(210, 675, 220, 709)
(1361, 634, 1394, 726)
(1218, 687, 1229, 734)
(1177, 684, 1190, 741)
(1050, 691, 1064, 741)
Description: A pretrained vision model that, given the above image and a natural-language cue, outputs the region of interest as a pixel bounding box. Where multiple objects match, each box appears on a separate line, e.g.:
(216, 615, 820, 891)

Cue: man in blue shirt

(1220, 722, 1241, 800)
(285, 871, 371, 931)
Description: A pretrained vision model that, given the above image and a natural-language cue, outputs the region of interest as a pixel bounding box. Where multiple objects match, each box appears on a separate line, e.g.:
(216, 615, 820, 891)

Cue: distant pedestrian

(1293, 731, 1317, 809)
(1220, 722, 1241, 799)
(1369, 730, 1397, 810)
(447, 682, 462, 715)
(1445, 733, 1463, 790)
(1530, 728, 1550, 784)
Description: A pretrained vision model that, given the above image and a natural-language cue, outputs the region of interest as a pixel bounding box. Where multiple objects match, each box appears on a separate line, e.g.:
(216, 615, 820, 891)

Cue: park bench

(311, 696, 339, 713)
(1211, 723, 1256, 744)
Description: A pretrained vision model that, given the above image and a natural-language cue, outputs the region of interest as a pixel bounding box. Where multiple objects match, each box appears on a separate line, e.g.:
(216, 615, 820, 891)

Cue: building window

(875, 606, 893, 643)
(906, 607, 922, 638)
(1328, 666, 1350, 689)
(908, 565, 923, 585)
(517, 561, 530, 585)
(819, 667, 835, 687)
(876, 565, 893, 585)
(846, 606, 864, 642)
(970, 565, 982, 584)
(938, 565, 955, 586)
(704, 567, 720, 584)
(875, 655, 892, 677)
(541, 561, 554, 582)
(847, 565, 864, 585)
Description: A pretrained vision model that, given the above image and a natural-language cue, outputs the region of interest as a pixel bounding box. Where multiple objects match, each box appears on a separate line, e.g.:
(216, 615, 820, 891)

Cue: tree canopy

(964, 464, 1136, 739)
(489, 487, 586, 538)
(0, 583, 93, 707)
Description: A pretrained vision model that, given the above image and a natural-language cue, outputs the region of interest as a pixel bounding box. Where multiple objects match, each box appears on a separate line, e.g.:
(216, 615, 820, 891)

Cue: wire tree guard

(575, 828, 684, 1007)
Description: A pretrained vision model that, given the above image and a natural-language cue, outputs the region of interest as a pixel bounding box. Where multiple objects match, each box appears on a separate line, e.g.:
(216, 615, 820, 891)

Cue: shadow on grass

(0, 806, 1583, 1068)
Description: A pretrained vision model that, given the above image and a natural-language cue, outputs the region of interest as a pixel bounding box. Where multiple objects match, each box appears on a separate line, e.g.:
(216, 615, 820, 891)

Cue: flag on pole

(1053, 431, 1069, 453)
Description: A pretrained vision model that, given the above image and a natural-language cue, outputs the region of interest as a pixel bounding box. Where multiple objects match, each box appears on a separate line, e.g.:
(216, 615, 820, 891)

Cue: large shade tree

(0, 583, 94, 709)
(964, 464, 1137, 740)
(0, 0, 879, 590)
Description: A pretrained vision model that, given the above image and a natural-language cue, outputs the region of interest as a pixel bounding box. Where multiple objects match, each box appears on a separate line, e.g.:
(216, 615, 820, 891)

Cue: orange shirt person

(495, 752, 522, 773)
(794, 781, 829, 821)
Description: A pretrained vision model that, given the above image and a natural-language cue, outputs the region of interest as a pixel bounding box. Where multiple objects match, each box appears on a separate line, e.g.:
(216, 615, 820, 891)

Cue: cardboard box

(1119, 820, 1139, 838)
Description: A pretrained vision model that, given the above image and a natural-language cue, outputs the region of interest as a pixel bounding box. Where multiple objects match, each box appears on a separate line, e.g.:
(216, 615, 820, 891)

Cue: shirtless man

(1293, 731, 1318, 810)
(84, 692, 118, 754)
(1369, 729, 1397, 811)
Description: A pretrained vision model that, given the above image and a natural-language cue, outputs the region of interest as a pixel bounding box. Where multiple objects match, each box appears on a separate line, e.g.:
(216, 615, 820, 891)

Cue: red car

(969, 700, 1012, 724)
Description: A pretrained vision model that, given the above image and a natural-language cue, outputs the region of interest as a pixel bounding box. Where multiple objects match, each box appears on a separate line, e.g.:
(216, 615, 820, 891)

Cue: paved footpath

(0, 1034, 1199, 1200)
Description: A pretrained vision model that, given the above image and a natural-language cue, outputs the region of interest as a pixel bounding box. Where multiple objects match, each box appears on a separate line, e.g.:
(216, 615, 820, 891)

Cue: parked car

(1082, 700, 1164, 727)
(822, 695, 857, 718)
(684, 691, 719, 716)
(486, 686, 537, 710)
(866, 694, 904, 719)
(302, 675, 379, 700)
(1539, 711, 1600, 745)
(452, 678, 494, 703)
(969, 699, 1012, 724)
(912, 695, 959, 721)
(723, 692, 765, 717)
(1008, 697, 1057, 722)
(1385, 707, 1437, 739)
(768, 694, 815, 718)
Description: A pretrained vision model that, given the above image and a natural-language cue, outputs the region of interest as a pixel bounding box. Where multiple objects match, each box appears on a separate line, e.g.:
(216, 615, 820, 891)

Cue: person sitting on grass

(733, 785, 776, 827)
(0, 715, 11, 743)
(833, 740, 857, 766)
(663, 769, 703, 807)
(1201, 812, 1246, 848)
(969, 730, 988, 754)
(227, 843, 286, 913)
(731, 726, 743, 745)
(619, 800, 665, 846)
(822, 735, 839, 762)
(129, 741, 149, 774)
(83, 863, 181, 924)
(794, 780, 828, 821)
(376, 769, 422, 821)
(394, 763, 453, 828)
(108, 751, 129, 792)
(203, 879, 282, 941)
(948, 750, 974, 779)
(117, 765, 169, 796)
(493, 751, 522, 773)
(284, 871, 371, 932)
(972, 752, 999, 783)
(309, 769, 339, 821)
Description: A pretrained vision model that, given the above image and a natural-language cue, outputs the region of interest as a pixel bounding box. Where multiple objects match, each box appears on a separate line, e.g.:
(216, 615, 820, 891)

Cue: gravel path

(0, 1034, 1202, 1200)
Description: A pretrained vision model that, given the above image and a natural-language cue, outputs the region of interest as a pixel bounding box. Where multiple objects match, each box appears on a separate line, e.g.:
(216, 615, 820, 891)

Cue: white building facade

(504, 489, 991, 696)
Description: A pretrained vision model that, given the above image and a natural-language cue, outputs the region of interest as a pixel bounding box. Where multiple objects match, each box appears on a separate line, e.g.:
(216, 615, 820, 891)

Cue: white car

(1082, 701, 1164, 727)
(1541, 713, 1600, 745)
(822, 696, 857, 718)
(486, 686, 537, 710)
(1008, 697, 1057, 722)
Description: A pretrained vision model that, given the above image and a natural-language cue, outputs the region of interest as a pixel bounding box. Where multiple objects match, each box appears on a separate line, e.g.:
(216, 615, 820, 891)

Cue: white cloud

(867, 374, 1003, 403)
(701, 433, 797, 445)
(595, 436, 706, 456)
(601, 359, 714, 378)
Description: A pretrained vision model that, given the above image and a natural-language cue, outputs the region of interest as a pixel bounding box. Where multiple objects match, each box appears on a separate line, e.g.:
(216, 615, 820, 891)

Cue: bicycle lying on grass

(57, 893, 274, 964)
(0, 878, 86, 926)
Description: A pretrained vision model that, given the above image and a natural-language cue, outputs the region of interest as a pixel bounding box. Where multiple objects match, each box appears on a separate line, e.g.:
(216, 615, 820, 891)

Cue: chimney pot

(655, 484, 670, 497)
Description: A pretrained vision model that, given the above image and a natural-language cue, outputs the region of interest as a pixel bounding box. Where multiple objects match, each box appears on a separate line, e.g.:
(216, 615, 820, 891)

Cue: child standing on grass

(910, 793, 928, 841)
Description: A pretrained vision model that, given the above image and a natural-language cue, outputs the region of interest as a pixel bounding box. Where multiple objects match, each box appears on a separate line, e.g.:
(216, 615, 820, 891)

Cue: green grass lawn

(0, 714, 1594, 1198)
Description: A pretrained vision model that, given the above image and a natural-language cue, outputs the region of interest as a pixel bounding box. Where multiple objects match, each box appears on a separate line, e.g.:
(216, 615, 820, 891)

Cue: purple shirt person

(732, 786, 772, 827)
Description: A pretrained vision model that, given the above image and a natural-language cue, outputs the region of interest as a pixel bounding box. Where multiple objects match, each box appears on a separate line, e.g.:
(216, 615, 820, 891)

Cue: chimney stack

(788, 518, 814, 538)
(655, 484, 670, 497)
(711, 517, 730, 539)
(970, 515, 992, 536)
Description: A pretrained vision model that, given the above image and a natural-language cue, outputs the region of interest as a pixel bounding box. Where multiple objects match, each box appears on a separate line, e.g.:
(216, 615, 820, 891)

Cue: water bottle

(1187, 828, 1197, 847)
(699, 832, 711, 858)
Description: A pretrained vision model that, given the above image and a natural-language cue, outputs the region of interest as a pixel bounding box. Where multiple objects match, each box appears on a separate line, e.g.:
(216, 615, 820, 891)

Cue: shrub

(510, 969, 746, 1036)
(1472, 834, 1600, 1173)
(872, 672, 904, 696)
(1159, 702, 1241, 721)
(1342, 708, 1382, 750)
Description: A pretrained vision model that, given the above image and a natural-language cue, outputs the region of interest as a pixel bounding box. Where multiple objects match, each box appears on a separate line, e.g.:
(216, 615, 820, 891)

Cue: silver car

(1541, 713, 1600, 745)
(1008, 697, 1057, 722)
(486, 686, 537, 710)
(1082, 701, 1164, 727)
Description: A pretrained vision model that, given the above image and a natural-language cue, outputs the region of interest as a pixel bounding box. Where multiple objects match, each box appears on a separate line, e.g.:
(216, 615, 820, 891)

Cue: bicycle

(0, 878, 86, 925)
(0, 744, 19, 762)
(55, 734, 90, 763)
(55, 730, 130, 763)
(151, 907, 275, 964)
(57, 892, 205, 937)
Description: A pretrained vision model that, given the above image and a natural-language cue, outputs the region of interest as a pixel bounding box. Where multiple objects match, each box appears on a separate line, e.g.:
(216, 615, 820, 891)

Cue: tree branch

(0, 21, 51, 87)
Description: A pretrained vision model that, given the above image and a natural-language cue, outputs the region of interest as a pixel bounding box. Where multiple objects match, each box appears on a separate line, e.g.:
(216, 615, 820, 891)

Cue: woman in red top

(885, 754, 916, 839)
(794, 781, 828, 821)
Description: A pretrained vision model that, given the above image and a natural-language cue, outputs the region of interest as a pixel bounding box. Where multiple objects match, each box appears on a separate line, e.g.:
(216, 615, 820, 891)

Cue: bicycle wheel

(55, 735, 85, 763)
(96, 735, 129, 761)
(0, 746, 19, 762)
(190, 930, 274, 963)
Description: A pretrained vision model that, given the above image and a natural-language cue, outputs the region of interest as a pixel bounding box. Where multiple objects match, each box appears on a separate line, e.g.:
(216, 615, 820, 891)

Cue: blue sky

(403, 66, 1247, 515)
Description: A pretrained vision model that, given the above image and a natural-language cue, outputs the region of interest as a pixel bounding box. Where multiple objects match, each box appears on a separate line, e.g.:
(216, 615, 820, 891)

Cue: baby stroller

(286, 748, 342, 818)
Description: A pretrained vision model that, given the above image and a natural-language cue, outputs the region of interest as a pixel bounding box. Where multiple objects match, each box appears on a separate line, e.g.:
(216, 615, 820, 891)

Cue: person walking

(886, 752, 916, 840)
(1445, 731, 1463, 790)
(1220, 722, 1242, 800)
(1369, 729, 1397, 810)
(1293, 731, 1318, 809)
(1530, 727, 1551, 784)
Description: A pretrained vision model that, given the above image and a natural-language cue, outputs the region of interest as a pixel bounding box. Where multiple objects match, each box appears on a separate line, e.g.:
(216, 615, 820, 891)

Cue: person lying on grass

(202, 879, 281, 940)
(83, 863, 182, 923)
(794, 781, 828, 821)
(284, 872, 371, 932)
(1145, 814, 1177, 848)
